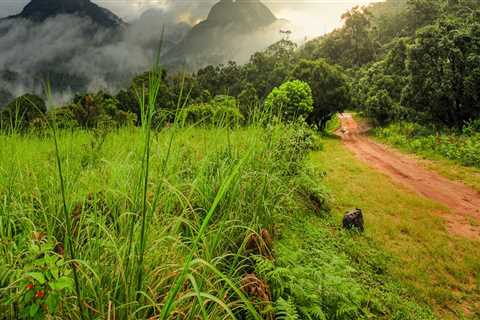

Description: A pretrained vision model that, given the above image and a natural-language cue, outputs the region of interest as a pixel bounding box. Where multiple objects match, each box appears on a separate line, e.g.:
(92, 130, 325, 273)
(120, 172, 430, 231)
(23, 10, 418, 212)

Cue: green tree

(196, 61, 245, 98)
(300, 7, 377, 68)
(264, 80, 313, 121)
(353, 38, 410, 123)
(292, 60, 350, 130)
(245, 40, 298, 98)
(55, 92, 136, 129)
(405, 0, 441, 31)
(116, 69, 175, 124)
(365, 90, 405, 125)
(401, 16, 480, 126)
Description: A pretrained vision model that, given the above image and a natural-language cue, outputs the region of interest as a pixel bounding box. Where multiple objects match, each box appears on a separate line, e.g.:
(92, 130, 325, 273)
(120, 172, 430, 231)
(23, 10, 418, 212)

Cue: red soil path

(337, 113, 480, 240)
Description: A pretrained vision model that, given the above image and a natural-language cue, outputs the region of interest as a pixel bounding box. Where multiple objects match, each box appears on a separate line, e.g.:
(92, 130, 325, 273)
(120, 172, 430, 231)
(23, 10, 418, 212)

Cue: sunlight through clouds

(97, 0, 382, 38)
(1, 0, 381, 37)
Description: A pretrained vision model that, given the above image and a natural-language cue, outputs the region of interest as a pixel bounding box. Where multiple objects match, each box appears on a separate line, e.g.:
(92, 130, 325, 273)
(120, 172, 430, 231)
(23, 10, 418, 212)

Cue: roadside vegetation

(373, 121, 480, 168)
(312, 137, 480, 319)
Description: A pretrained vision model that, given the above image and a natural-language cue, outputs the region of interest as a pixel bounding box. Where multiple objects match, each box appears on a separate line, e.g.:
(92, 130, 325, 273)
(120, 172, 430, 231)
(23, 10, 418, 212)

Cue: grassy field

(0, 120, 451, 320)
(262, 210, 437, 319)
(0, 122, 323, 319)
(310, 136, 480, 319)
(1, 102, 478, 319)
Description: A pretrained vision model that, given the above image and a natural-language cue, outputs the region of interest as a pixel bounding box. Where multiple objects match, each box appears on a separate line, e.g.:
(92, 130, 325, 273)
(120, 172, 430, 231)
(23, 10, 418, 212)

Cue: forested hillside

(3, 0, 479, 132)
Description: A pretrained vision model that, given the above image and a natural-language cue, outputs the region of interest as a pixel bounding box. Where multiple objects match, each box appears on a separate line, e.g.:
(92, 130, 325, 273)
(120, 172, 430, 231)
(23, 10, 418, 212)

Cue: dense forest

(2, 0, 479, 133)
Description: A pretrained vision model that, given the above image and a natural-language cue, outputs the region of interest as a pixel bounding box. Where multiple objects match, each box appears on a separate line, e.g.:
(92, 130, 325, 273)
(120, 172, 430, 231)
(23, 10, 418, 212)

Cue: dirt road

(337, 113, 480, 239)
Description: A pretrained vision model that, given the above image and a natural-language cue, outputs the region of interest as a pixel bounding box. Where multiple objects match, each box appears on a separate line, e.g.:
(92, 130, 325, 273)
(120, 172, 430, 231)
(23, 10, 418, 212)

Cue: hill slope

(6, 0, 124, 28)
(164, 0, 290, 69)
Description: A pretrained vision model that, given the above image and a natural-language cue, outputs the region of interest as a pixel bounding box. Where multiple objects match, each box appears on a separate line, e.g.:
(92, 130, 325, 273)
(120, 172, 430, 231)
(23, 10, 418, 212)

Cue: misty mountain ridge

(6, 0, 125, 28)
(164, 0, 291, 69)
(0, 0, 292, 107)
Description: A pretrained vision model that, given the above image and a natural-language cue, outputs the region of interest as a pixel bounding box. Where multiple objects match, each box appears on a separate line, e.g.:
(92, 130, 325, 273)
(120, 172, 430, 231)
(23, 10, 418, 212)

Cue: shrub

(271, 120, 321, 176)
(179, 95, 244, 127)
(0, 94, 46, 131)
(264, 80, 314, 121)
(52, 92, 136, 129)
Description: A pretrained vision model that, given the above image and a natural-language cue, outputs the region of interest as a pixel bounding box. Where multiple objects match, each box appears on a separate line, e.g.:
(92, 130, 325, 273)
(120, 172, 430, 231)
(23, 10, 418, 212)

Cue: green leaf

(46, 293, 59, 314)
(24, 290, 35, 303)
(50, 276, 73, 291)
(25, 272, 46, 284)
(29, 303, 39, 317)
(50, 266, 59, 279)
(31, 244, 40, 255)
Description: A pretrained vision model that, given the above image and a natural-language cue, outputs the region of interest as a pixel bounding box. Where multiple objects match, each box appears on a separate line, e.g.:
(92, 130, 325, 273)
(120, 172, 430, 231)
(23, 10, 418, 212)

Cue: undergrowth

(373, 121, 480, 168)
(255, 212, 437, 320)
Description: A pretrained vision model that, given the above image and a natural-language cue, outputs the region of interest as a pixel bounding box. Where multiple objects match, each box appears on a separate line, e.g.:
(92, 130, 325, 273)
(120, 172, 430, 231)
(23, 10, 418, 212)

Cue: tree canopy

(292, 60, 350, 129)
(265, 80, 313, 121)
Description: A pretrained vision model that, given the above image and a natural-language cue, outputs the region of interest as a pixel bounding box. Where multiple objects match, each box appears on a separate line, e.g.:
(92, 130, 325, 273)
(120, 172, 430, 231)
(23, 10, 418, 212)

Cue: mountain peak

(11, 0, 124, 28)
(207, 0, 276, 28)
(164, 0, 287, 69)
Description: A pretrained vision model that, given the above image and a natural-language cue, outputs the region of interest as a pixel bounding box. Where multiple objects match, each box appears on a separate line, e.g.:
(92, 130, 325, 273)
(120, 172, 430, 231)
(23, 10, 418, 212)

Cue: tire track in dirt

(337, 113, 480, 240)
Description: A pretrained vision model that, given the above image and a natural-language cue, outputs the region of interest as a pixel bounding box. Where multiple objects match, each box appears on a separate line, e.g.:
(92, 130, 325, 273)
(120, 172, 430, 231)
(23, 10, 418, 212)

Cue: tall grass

(48, 106, 86, 319)
(0, 91, 449, 319)
(0, 91, 318, 319)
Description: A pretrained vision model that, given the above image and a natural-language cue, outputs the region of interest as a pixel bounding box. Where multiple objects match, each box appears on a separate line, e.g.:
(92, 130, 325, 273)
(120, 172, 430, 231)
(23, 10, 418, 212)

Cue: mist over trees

(1, 0, 479, 132)
(0, 0, 291, 104)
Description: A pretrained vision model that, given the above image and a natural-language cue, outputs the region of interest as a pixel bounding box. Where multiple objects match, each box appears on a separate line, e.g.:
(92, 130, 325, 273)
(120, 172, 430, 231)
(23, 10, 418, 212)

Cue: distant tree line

(0, 40, 350, 132)
(2, 0, 478, 132)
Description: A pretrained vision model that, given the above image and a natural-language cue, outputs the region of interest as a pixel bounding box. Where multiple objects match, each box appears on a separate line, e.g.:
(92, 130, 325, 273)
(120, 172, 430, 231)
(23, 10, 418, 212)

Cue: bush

(270, 120, 321, 176)
(374, 122, 480, 168)
(0, 94, 46, 131)
(179, 95, 244, 127)
(52, 92, 136, 129)
(264, 80, 313, 121)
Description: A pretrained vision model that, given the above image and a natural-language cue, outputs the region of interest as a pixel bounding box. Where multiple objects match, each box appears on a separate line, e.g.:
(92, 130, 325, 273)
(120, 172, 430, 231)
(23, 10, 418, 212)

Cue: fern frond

(275, 297, 300, 320)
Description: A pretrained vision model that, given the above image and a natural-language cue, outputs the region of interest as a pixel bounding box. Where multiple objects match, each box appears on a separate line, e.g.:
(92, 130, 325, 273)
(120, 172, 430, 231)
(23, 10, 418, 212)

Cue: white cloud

(2, 0, 379, 36)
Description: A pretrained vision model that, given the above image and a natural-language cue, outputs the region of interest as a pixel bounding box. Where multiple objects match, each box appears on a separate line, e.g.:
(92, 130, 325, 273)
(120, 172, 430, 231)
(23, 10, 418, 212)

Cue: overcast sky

(0, 0, 380, 37)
